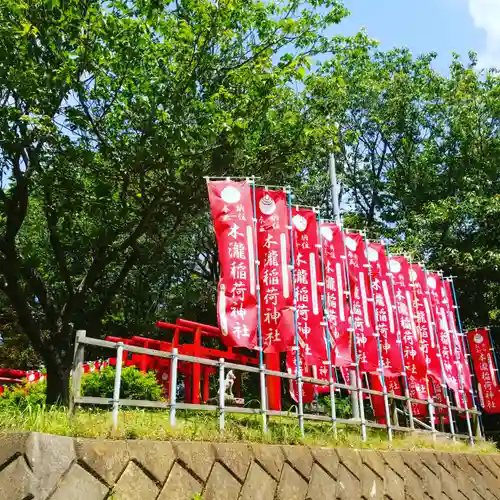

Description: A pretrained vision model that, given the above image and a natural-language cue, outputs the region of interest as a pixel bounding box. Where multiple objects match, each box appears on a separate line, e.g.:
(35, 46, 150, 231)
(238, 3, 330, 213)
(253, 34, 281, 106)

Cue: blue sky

(332, 0, 500, 73)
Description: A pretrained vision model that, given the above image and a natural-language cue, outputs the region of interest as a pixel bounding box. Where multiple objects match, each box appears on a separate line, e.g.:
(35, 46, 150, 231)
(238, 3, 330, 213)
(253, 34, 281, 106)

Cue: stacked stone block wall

(1, 432, 500, 499)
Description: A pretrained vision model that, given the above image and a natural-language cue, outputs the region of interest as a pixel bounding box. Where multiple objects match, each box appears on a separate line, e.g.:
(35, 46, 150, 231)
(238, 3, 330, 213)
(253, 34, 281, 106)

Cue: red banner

(389, 256, 429, 414)
(320, 223, 352, 367)
(409, 264, 442, 383)
(291, 208, 327, 365)
(367, 242, 403, 375)
(467, 328, 500, 413)
(344, 233, 379, 373)
(255, 188, 294, 352)
(427, 273, 459, 392)
(443, 279, 472, 394)
(369, 374, 402, 423)
(286, 351, 333, 403)
(430, 379, 450, 421)
(207, 180, 258, 349)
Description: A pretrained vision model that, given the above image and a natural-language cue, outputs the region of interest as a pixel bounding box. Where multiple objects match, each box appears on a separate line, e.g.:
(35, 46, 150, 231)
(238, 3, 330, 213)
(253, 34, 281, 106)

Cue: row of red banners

(207, 180, 478, 414)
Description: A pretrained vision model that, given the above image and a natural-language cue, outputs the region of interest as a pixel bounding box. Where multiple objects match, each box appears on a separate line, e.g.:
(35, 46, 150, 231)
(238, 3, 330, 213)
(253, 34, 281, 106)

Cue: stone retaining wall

(1, 432, 500, 499)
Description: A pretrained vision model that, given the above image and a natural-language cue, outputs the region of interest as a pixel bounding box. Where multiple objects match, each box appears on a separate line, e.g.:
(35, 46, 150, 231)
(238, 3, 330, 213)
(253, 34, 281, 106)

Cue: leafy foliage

(0, 380, 46, 410)
(81, 366, 162, 401)
(0, 0, 358, 402)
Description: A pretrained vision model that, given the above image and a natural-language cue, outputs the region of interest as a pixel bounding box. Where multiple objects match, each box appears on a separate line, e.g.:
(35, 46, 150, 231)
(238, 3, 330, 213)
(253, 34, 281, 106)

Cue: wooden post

(69, 330, 86, 416)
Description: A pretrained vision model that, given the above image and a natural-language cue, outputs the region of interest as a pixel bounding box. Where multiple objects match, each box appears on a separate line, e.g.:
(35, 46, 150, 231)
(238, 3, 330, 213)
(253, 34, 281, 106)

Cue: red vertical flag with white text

(427, 273, 459, 392)
(367, 242, 403, 375)
(467, 328, 500, 413)
(207, 180, 258, 349)
(255, 188, 294, 352)
(441, 278, 472, 408)
(408, 264, 442, 384)
(389, 256, 429, 415)
(291, 208, 327, 365)
(320, 223, 352, 367)
(344, 233, 379, 373)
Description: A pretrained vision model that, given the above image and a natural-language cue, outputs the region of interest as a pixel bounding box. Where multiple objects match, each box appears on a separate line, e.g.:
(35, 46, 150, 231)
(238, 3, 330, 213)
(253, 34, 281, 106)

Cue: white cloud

(467, 0, 500, 68)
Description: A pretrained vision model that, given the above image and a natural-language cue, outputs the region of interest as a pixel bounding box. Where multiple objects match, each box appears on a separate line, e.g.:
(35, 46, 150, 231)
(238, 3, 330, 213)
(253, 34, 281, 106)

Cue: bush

(0, 380, 47, 410)
(81, 366, 162, 401)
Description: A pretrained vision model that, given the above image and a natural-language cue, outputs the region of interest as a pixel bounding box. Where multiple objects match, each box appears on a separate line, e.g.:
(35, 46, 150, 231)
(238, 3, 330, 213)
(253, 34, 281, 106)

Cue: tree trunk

(45, 358, 71, 406)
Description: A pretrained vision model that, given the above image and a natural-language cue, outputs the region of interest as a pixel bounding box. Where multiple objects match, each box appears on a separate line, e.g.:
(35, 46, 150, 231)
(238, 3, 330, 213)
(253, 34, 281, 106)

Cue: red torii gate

(106, 318, 282, 409)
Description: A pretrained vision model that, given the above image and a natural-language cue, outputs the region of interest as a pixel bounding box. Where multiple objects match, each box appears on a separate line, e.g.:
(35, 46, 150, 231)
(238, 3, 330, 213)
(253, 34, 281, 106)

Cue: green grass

(0, 404, 496, 454)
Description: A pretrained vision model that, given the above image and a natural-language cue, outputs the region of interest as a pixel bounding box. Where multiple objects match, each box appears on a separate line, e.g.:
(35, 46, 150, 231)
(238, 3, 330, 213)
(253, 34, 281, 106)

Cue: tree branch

(43, 186, 74, 296)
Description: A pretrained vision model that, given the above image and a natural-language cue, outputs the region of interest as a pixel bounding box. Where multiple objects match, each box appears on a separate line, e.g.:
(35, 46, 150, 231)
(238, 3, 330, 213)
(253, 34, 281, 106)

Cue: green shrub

(0, 380, 47, 410)
(322, 394, 353, 419)
(81, 366, 162, 401)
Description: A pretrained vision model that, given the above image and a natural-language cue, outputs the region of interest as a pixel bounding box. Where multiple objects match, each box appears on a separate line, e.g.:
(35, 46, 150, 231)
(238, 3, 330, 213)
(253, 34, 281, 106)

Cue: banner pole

(447, 277, 479, 444)
(422, 266, 456, 441)
(287, 188, 305, 437)
(317, 213, 337, 438)
(341, 229, 367, 441)
(383, 244, 415, 432)
(486, 326, 500, 385)
(363, 236, 393, 444)
(250, 177, 267, 434)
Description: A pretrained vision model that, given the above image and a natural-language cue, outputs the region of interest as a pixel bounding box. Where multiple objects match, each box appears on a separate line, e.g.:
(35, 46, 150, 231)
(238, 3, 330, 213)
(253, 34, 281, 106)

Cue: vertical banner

(255, 188, 294, 352)
(389, 256, 429, 415)
(443, 279, 472, 394)
(287, 351, 333, 403)
(291, 208, 327, 365)
(320, 223, 352, 367)
(427, 273, 459, 392)
(367, 242, 403, 375)
(344, 232, 379, 373)
(369, 374, 402, 423)
(207, 180, 258, 349)
(409, 264, 442, 384)
(467, 328, 500, 413)
(287, 350, 315, 404)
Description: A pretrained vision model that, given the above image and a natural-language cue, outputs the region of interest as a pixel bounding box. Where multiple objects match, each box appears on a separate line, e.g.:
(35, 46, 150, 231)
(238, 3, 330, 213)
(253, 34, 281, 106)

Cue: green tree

(0, 0, 354, 403)
(308, 47, 500, 329)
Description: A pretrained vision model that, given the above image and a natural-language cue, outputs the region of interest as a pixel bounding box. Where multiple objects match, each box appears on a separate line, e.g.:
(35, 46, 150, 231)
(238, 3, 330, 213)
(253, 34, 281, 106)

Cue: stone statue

(222, 370, 236, 399)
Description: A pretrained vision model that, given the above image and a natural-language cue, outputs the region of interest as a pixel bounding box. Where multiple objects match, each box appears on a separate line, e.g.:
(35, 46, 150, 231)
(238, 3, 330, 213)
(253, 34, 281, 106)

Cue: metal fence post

(219, 358, 225, 433)
(428, 396, 437, 442)
(260, 363, 268, 433)
(170, 348, 178, 428)
(69, 330, 86, 416)
(112, 342, 124, 432)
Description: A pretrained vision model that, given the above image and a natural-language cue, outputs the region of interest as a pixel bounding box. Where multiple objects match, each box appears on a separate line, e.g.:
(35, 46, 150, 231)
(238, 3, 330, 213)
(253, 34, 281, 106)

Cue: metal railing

(69, 330, 483, 445)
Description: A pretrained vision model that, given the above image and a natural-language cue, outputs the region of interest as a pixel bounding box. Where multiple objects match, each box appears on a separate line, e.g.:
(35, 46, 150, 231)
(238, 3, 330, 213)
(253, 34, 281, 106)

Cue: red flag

(207, 180, 258, 349)
(320, 223, 352, 367)
(255, 188, 294, 352)
(369, 374, 402, 423)
(286, 350, 315, 404)
(467, 328, 500, 413)
(367, 242, 403, 375)
(291, 208, 327, 365)
(427, 273, 459, 392)
(409, 264, 442, 383)
(443, 279, 472, 394)
(389, 256, 429, 414)
(344, 233, 379, 373)
(430, 380, 450, 421)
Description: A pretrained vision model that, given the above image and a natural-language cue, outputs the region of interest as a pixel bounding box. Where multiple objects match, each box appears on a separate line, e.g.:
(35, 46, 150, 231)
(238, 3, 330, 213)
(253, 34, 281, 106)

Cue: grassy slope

(0, 405, 496, 454)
